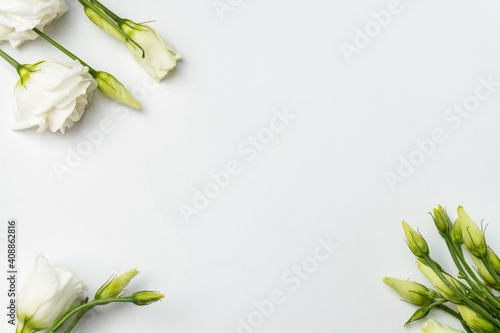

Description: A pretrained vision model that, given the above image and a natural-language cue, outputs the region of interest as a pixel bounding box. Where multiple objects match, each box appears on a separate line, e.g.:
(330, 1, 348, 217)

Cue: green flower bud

(457, 206, 487, 257)
(487, 247, 500, 274)
(452, 218, 463, 245)
(95, 269, 140, 299)
(94, 71, 141, 109)
(84, 6, 126, 42)
(432, 205, 452, 236)
(402, 221, 429, 258)
(456, 305, 497, 333)
(417, 262, 464, 303)
(405, 301, 448, 327)
(382, 277, 436, 306)
(131, 291, 164, 306)
(466, 249, 500, 291)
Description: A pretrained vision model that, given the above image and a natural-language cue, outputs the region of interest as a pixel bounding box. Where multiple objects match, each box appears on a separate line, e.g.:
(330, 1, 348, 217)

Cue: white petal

(17, 255, 59, 326)
(11, 59, 97, 134)
(16, 255, 86, 330)
(0, 0, 68, 47)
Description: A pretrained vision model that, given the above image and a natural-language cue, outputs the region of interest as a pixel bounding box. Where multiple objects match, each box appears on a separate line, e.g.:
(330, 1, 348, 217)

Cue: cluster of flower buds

(384, 205, 500, 333)
(16, 255, 164, 333)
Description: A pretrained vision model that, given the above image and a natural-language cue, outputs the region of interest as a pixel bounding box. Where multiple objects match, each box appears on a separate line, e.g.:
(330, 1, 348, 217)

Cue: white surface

(1, 0, 500, 332)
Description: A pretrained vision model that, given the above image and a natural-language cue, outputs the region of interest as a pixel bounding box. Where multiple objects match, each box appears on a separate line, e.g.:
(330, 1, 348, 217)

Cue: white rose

(0, 0, 68, 47)
(421, 319, 463, 333)
(12, 59, 98, 134)
(120, 20, 182, 82)
(16, 255, 87, 333)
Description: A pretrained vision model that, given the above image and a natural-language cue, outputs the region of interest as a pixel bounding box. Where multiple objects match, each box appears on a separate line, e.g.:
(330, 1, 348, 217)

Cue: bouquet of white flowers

(0, 0, 181, 134)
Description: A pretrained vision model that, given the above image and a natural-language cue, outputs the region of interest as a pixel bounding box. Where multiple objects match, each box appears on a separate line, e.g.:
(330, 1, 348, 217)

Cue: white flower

(16, 255, 87, 333)
(120, 20, 182, 81)
(421, 319, 463, 333)
(0, 0, 68, 47)
(12, 59, 98, 134)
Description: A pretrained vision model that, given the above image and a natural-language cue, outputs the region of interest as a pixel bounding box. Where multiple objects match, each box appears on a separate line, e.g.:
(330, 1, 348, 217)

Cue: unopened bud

(432, 205, 452, 236)
(131, 291, 164, 306)
(457, 206, 487, 257)
(402, 221, 429, 258)
(382, 277, 435, 306)
(487, 247, 500, 274)
(84, 6, 127, 42)
(466, 249, 500, 291)
(452, 218, 463, 245)
(417, 262, 464, 303)
(456, 304, 497, 333)
(94, 71, 141, 109)
(95, 269, 140, 299)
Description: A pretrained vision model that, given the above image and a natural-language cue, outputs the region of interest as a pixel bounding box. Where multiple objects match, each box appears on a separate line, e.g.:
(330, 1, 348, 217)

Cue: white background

(2, 0, 500, 332)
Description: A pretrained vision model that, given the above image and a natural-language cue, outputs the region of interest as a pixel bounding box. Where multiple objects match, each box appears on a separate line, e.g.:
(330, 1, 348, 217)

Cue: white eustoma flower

(421, 319, 463, 333)
(16, 255, 87, 333)
(120, 20, 182, 81)
(12, 59, 97, 134)
(0, 0, 68, 47)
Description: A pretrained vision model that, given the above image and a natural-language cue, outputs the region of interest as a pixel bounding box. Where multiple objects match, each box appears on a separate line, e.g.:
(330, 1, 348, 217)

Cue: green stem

(33, 28, 97, 76)
(437, 304, 462, 321)
(446, 237, 500, 312)
(423, 256, 500, 328)
(481, 252, 500, 289)
(48, 297, 135, 333)
(64, 307, 93, 333)
(77, 0, 145, 56)
(445, 240, 485, 298)
(88, 0, 122, 23)
(0, 48, 21, 70)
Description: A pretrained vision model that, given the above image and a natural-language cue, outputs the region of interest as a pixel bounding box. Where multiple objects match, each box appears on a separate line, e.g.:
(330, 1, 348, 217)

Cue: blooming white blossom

(16, 255, 87, 333)
(421, 319, 463, 332)
(120, 20, 182, 81)
(12, 59, 97, 134)
(0, 0, 68, 47)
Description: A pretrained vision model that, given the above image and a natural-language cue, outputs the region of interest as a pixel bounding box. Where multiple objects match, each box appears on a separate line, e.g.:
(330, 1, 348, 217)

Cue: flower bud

(94, 71, 141, 109)
(487, 247, 500, 274)
(95, 268, 140, 299)
(452, 218, 463, 245)
(417, 262, 464, 302)
(432, 205, 452, 236)
(421, 319, 463, 333)
(131, 291, 164, 306)
(382, 277, 435, 306)
(84, 6, 126, 42)
(465, 248, 500, 291)
(456, 305, 497, 333)
(457, 206, 487, 257)
(402, 221, 429, 258)
(404, 303, 434, 327)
